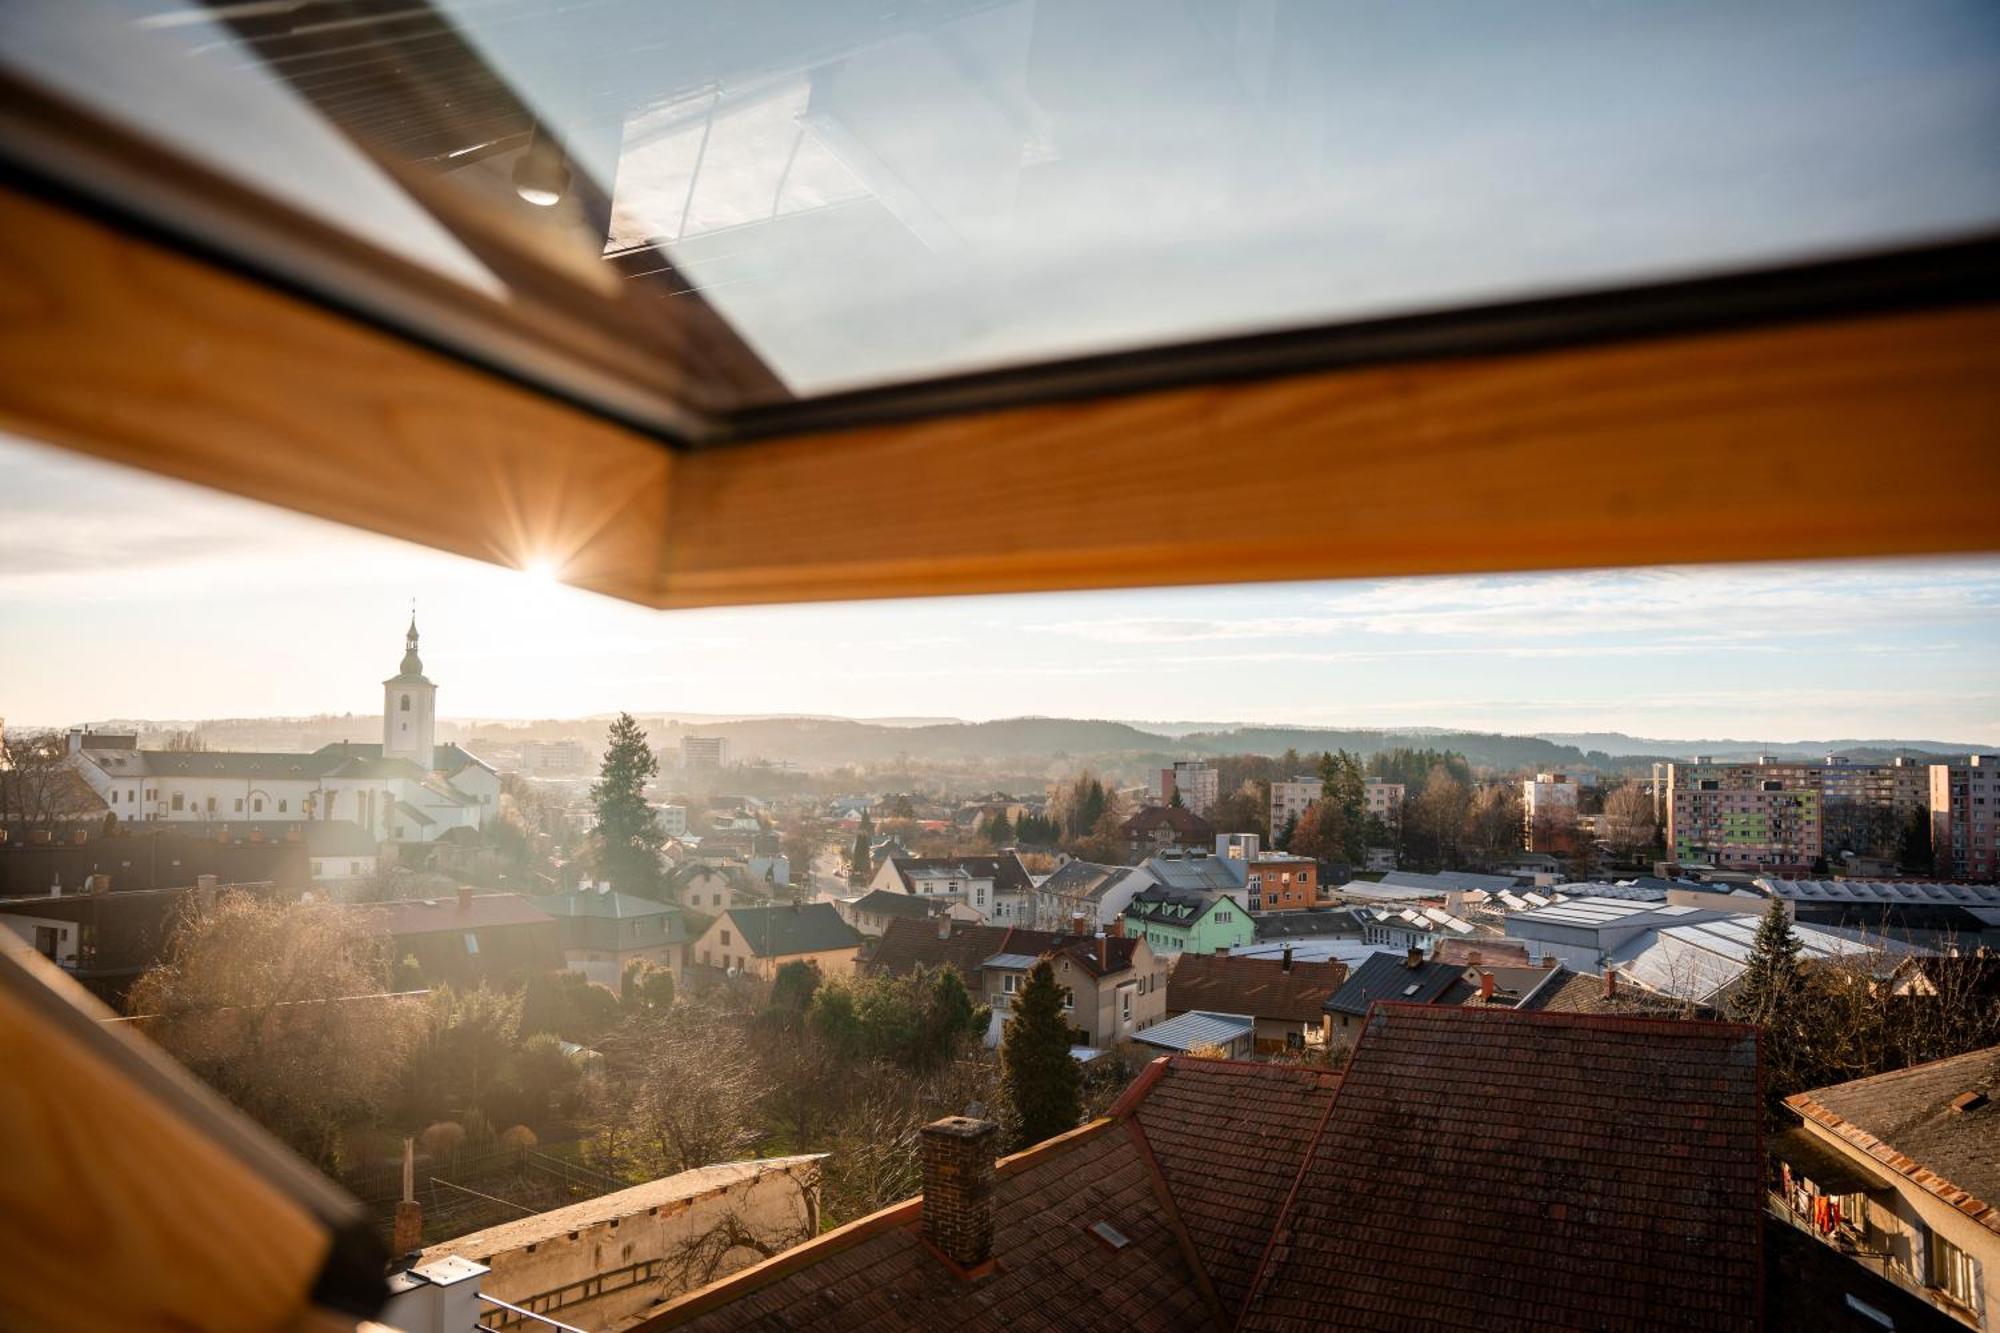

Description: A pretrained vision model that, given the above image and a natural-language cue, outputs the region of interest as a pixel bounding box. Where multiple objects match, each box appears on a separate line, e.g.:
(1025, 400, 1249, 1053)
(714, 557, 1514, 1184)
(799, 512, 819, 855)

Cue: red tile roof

(1130, 1059, 1339, 1317)
(1786, 1042, 2000, 1237)
(1165, 954, 1348, 1025)
(643, 1117, 1220, 1332)
(632, 1009, 1764, 1332)
(1239, 1004, 1763, 1333)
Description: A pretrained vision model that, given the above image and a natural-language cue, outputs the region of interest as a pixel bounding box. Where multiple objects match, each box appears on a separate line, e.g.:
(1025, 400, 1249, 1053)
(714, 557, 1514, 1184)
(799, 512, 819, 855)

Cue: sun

(521, 558, 561, 586)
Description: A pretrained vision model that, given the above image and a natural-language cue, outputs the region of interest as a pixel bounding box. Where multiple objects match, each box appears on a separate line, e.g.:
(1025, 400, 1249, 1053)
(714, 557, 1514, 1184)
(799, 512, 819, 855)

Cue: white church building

(67, 617, 498, 845)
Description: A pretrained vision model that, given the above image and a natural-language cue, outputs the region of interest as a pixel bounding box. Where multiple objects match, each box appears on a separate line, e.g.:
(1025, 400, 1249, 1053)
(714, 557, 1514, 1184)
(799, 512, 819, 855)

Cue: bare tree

(128, 891, 424, 1169)
(0, 728, 99, 835)
(596, 1008, 767, 1178)
(1602, 783, 1660, 862)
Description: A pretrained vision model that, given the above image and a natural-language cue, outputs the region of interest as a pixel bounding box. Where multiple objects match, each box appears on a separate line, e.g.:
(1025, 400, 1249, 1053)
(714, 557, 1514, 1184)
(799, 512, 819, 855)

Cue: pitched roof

(639, 1056, 1325, 1332)
(869, 917, 1057, 981)
(720, 903, 862, 959)
(886, 853, 1034, 897)
(540, 889, 678, 920)
(1239, 1005, 1764, 1332)
(1120, 805, 1215, 838)
(1522, 966, 1696, 1017)
(1129, 1059, 1339, 1319)
(135, 750, 335, 779)
(1132, 1011, 1255, 1054)
(351, 893, 554, 937)
(636, 1011, 1765, 1332)
(848, 888, 947, 919)
(1124, 883, 1229, 928)
(1322, 951, 1461, 1017)
(1035, 859, 1138, 906)
(1166, 953, 1347, 1024)
(1786, 1042, 2000, 1236)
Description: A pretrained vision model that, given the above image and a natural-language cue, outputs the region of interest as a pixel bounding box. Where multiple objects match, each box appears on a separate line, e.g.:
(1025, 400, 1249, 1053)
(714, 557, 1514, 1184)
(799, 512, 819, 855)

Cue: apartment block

(1819, 756, 1929, 860)
(1667, 759, 1823, 874)
(1523, 772, 1580, 850)
(1929, 755, 1999, 882)
(1269, 777, 1319, 839)
(1364, 777, 1405, 819)
(1158, 761, 1219, 816)
(679, 735, 729, 769)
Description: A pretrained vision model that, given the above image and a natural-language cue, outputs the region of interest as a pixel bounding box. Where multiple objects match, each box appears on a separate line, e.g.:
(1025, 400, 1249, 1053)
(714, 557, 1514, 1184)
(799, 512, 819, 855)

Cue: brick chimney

(1603, 968, 1618, 1000)
(392, 1137, 423, 1256)
(1405, 946, 1423, 970)
(1071, 913, 1088, 937)
(1281, 946, 1294, 973)
(1478, 971, 1495, 1002)
(1097, 937, 1108, 971)
(937, 913, 952, 940)
(1106, 917, 1124, 938)
(457, 885, 473, 913)
(919, 1116, 998, 1274)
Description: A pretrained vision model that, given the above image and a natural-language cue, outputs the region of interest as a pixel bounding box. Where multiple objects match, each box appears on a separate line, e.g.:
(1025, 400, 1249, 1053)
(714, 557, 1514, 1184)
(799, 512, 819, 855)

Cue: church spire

(400, 609, 424, 678)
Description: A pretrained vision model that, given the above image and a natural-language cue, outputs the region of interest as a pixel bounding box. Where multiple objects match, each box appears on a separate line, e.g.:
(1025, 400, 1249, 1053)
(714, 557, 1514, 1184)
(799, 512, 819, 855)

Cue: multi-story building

(1364, 777, 1405, 820)
(1157, 761, 1218, 816)
(1245, 851, 1319, 912)
(1668, 759, 1824, 874)
(1670, 756, 1950, 874)
(520, 739, 591, 775)
(1118, 804, 1214, 860)
(1270, 776, 1320, 840)
(1820, 756, 1929, 861)
(1523, 772, 1580, 851)
(679, 735, 730, 769)
(1930, 755, 1999, 882)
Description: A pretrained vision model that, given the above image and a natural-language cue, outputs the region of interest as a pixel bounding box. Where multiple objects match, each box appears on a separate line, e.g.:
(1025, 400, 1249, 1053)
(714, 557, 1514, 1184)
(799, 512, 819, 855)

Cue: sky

(1, 432, 1996, 743)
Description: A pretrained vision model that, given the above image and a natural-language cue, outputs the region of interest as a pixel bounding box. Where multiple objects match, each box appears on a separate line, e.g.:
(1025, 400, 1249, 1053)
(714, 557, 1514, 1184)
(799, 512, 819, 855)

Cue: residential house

(1122, 883, 1251, 957)
(542, 887, 688, 986)
(691, 903, 862, 981)
(1029, 859, 1152, 932)
(1165, 951, 1348, 1050)
(352, 889, 562, 988)
(625, 1006, 1763, 1332)
(1119, 805, 1215, 861)
(868, 853, 1035, 924)
(837, 888, 978, 939)
(1321, 949, 1465, 1044)
(1776, 1044, 1999, 1328)
(669, 861, 765, 914)
(866, 917, 1166, 1050)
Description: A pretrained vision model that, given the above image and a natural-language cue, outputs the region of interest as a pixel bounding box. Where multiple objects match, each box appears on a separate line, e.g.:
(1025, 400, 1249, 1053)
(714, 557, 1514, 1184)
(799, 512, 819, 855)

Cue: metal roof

(983, 952, 1044, 970)
(1760, 878, 2000, 907)
(1609, 914, 1930, 1004)
(1132, 1010, 1256, 1053)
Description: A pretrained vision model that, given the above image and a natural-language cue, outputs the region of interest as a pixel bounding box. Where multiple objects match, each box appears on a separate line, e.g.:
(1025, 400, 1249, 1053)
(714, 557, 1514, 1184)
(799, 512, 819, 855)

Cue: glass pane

(7, 1, 1999, 405)
(435, 0, 2000, 392)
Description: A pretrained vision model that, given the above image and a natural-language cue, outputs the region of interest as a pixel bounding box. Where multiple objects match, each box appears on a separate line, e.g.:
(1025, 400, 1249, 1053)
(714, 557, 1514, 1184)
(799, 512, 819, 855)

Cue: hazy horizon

(5, 433, 1998, 742)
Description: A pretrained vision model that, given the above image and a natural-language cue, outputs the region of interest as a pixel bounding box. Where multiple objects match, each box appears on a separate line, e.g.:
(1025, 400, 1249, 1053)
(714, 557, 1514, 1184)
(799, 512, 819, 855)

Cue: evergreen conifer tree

(590, 713, 663, 896)
(1001, 960, 1081, 1149)
(849, 810, 874, 886)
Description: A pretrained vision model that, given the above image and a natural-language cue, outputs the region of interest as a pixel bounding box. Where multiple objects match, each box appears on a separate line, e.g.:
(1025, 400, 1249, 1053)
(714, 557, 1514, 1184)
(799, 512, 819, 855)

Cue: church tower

(383, 613, 437, 771)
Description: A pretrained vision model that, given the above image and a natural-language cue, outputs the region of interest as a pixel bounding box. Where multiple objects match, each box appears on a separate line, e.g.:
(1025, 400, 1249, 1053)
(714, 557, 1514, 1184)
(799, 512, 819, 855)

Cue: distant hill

(61, 713, 1988, 779)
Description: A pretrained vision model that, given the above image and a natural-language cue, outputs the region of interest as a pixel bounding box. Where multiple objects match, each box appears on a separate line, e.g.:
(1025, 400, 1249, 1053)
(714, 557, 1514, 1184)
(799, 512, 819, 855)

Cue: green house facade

(1123, 885, 1252, 957)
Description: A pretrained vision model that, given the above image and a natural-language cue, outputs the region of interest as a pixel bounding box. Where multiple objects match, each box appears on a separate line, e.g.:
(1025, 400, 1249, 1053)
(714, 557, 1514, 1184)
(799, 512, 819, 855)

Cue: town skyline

(4, 432, 1998, 741)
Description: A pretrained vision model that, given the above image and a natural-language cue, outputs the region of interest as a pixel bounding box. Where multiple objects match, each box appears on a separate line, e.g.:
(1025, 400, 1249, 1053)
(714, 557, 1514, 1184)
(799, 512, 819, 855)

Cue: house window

(252, 798, 262, 812)
(279, 800, 287, 812)
(1060, 988, 1074, 1010)
(1003, 974, 1018, 994)
(171, 793, 183, 811)
(721, 930, 732, 947)
(1121, 991, 1132, 1022)
(1930, 1231, 1981, 1312)
(463, 933, 479, 954)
